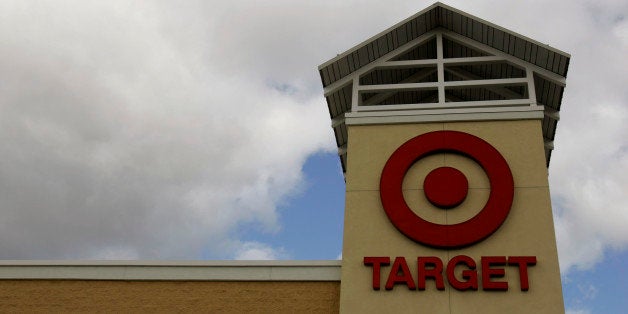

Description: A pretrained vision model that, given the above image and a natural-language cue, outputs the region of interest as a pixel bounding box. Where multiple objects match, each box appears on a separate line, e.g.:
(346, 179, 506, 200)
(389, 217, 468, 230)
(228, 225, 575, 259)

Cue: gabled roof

(319, 2, 569, 88)
(318, 2, 570, 172)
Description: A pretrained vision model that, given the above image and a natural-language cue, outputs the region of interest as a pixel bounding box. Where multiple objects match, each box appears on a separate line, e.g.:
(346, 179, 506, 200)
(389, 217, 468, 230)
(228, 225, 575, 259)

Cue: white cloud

(0, 1, 334, 259)
(234, 242, 288, 260)
(541, 3, 628, 272)
(564, 283, 598, 314)
(439, 0, 628, 274)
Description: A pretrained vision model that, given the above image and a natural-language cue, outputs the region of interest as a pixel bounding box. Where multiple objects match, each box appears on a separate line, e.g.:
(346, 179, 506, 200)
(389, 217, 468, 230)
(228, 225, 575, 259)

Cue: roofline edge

(0, 260, 342, 281)
(317, 2, 571, 71)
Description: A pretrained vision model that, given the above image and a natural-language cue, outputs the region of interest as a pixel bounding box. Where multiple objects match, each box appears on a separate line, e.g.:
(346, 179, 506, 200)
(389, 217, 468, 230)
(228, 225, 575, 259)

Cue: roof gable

(319, 3, 570, 172)
(319, 2, 569, 88)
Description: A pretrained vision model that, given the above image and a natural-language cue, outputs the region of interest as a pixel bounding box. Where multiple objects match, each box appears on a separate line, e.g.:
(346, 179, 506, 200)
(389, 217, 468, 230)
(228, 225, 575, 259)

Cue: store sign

(364, 255, 536, 292)
(366, 131, 536, 291)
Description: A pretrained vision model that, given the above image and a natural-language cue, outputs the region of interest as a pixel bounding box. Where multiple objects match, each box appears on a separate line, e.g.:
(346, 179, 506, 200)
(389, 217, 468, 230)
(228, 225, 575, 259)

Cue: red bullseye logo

(380, 131, 514, 249)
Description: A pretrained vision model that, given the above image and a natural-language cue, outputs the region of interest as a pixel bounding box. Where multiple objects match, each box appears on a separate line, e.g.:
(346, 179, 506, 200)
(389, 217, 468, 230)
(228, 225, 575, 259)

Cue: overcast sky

(0, 0, 626, 312)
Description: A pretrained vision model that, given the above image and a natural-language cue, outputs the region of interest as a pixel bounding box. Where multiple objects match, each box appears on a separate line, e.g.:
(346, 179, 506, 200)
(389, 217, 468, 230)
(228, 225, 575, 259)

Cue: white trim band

(0, 260, 342, 281)
(345, 110, 544, 125)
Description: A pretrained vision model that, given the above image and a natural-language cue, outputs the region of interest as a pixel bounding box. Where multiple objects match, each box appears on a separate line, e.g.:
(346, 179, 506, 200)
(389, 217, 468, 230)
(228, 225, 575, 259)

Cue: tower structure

(319, 3, 569, 313)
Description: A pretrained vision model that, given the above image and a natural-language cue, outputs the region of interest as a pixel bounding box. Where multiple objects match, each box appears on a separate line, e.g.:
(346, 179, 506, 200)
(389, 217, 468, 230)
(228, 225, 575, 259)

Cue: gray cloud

(0, 0, 333, 259)
(439, 0, 628, 273)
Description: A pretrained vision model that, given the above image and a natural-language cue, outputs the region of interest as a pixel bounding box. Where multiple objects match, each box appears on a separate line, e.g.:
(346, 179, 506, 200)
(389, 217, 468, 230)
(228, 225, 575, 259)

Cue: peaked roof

(319, 2, 570, 88)
(318, 2, 570, 172)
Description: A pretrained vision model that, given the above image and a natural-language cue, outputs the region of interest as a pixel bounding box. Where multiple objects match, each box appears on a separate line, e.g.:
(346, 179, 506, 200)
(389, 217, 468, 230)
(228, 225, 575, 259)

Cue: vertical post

(526, 68, 537, 106)
(436, 33, 445, 105)
(352, 77, 360, 112)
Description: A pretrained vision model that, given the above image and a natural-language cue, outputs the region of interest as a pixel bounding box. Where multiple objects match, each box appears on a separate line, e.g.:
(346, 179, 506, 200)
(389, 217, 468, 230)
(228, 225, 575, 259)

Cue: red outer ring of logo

(379, 131, 514, 249)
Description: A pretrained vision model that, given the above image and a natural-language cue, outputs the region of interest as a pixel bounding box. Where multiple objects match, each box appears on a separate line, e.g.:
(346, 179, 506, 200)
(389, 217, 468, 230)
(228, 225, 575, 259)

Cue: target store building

(0, 3, 570, 313)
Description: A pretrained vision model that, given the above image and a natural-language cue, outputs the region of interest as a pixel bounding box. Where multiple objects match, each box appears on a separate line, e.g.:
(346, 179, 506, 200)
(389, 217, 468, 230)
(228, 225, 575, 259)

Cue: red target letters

(369, 132, 537, 293)
(364, 255, 537, 292)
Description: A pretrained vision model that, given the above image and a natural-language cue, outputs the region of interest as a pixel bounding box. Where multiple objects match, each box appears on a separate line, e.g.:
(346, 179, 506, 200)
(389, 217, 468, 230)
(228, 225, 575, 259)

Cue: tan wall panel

(340, 120, 564, 314)
(346, 120, 549, 192)
(443, 121, 550, 188)
(0, 280, 340, 313)
(346, 123, 444, 191)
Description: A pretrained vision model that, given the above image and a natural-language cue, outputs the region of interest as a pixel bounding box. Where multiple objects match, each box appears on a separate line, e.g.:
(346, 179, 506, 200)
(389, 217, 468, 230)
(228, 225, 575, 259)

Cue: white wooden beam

(361, 68, 437, 107)
(357, 99, 536, 112)
(526, 68, 538, 105)
(324, 30, 566, 97)
(373, 57, 505, 70)
(323, 32, 437, 96)
(356, 77, 527, 94)
(345, 110, 544, 126)
(357, 82, 438, 93)
(440, 56, 504, 66)
(351, 77, 360, 112)
(436, 33, 445, 104)
(442, 30, 566, 86)
(444, 67, 523, 99)
(443, 77, 527, 88)
(377, 60, 438, 68)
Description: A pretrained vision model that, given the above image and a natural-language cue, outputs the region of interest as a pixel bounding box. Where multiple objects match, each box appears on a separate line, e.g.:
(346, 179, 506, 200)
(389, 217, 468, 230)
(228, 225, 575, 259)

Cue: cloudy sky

(0, 0, 626, 312)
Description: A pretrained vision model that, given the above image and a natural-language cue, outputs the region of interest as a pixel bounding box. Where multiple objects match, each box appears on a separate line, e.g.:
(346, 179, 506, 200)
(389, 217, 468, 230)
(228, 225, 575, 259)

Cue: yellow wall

(0, 280, 339, 313)
(340, 120, 564, 313)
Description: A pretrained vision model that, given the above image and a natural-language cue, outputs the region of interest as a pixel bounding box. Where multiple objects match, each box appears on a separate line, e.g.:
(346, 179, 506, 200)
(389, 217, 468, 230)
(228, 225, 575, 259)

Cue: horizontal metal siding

(326, 93, 339, 118)
(332, 125, 342, 147)
(562, 56, 570, 77)
(340, 123, 348, 146)
(548, 119, 557, 140)
(393, 38, 437, 60)
(340, 153, 347, 173)
(534, 74, 564, 112)
(342, 89, 351, 115)
(338, 57, 350, 77)
(542, 116, 550, 138)
(325, 85, 352, 119)
(438, 8, 567, 78)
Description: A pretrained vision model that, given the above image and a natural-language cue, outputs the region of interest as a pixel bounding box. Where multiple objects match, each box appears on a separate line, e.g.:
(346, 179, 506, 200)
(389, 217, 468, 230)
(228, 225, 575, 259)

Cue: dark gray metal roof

(319, 2, 569, 87)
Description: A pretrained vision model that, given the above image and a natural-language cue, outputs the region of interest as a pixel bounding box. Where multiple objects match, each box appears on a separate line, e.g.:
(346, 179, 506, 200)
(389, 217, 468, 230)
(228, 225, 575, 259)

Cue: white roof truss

(319, 3, 569, 172)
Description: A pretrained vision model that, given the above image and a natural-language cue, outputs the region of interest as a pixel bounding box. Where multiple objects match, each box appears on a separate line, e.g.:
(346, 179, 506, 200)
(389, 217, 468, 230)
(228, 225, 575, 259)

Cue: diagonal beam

(323, 32, 437, 96)
(360, 68, 437, 107)
(444, 67, 524, 99)
(376, 56, 504, 69)
(442, 30, 566, 86)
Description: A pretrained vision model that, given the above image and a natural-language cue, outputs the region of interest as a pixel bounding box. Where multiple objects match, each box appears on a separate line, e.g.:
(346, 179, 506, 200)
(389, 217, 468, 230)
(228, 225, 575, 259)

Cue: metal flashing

(0, 260, 342, 281)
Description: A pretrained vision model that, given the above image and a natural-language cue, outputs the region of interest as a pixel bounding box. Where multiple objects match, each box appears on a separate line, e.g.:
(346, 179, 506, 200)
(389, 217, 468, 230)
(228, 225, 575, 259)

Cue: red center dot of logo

(423, 167, 469, 209)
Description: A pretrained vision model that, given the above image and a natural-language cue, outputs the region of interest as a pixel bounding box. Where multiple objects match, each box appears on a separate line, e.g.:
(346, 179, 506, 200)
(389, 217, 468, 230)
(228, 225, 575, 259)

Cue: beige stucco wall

(340, 120, 564, 313)
(0, 280, 340, 313)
